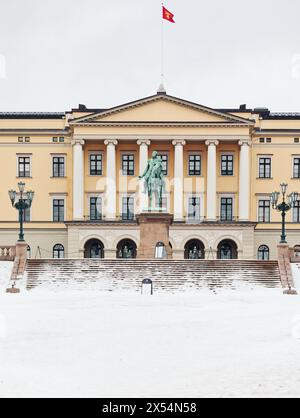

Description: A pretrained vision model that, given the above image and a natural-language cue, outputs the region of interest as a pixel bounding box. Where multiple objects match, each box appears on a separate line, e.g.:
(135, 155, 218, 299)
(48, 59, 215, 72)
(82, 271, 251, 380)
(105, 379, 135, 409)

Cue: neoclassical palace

(1, 90, 300, 260)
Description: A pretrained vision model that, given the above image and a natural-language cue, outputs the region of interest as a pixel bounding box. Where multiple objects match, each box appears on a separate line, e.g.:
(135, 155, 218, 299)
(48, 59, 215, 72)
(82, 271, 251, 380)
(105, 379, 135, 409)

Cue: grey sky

(0, 0, 300, 112)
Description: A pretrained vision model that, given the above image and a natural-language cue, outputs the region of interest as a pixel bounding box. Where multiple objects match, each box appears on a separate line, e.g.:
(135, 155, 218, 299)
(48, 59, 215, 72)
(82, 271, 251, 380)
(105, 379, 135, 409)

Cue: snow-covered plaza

(1, 261, 300, 398)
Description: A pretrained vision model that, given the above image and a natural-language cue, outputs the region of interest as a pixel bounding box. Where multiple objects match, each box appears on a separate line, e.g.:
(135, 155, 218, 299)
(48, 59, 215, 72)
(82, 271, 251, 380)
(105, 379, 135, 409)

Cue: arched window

(294, 246, 300, 258)
(84, 239, 104, 259)
(258, 245, 270, 260)
(53, 244, 65, 259)
(27, 245, 31, 259)
(184, 239, 205, 259)
(117, 239, 137, 259)
(217, 239, 238, 260)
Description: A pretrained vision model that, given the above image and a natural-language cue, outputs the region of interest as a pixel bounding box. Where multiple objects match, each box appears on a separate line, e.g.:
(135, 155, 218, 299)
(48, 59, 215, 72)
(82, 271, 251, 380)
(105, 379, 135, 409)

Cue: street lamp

(271, 183, 298, 244)
(8, 182, 34, 242)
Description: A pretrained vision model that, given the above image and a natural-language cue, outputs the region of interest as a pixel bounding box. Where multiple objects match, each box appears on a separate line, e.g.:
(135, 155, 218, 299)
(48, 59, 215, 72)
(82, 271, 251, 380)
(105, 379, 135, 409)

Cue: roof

(0, 112, 65, 119)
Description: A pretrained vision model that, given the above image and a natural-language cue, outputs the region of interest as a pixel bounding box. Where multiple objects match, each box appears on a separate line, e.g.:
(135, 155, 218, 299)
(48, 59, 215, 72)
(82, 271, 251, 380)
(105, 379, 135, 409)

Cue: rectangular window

(122, 197, 134, 221)
(90, 197, 102, 221)
(259, 157, 271, 178)
(18, 156, 30, 177)
(259, 138, 265, 143)
(52, 156, 65, 177)
(258, 200, 270, 223)
(90, 154, 102, 176)
(293, 201, 300, 223)
(122, 154, 135, 176)
(266, 138, 272, 143)
(188, 197, 201, 220)
(293, 158, 300, 178)
(59, 137, 64, 143)
(158, 154, 168, 176)
(221, 155, 233, 176)
(189, 155, 201, 176)
(294, 138, 299, 144)
(220, 197, 233, 221)
(53, 199, 65, 222)
(52, 137, 58, 143)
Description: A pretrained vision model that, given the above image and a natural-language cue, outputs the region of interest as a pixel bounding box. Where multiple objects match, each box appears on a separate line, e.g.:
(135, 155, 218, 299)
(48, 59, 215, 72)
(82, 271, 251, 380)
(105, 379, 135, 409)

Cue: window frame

(158, 153, 169, 176)
(52, 198, 65, 222)
(293, 156, 300, 179)
(258, 199, 271, 223)
(121, 153, 135, 176)
(220, 196, 233, 221)
(89, 153, 103, 176)
(220, 154, 234, 176)
(89, 195, 103, 221)
(52, 155, 66, 178)
(53, 244, 65, 259)
(17, 154, 31, 178)
(258, 245, 270, 261)
(121, 195, 135, 221)
(258, 156, 272, 179)
(188, 154, 202, 176)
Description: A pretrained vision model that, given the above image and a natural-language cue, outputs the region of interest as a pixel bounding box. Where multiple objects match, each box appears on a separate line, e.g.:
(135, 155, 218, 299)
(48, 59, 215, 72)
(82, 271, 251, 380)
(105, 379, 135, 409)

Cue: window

(293, 158, 300, 178)
(259, 138, 265, 143)
(189, 155, 201, 176)
(266, 138, 272, 143)
(18, 156, 31, 177)
(158, 154, 168, 176)
(21, 206, 31, 222)
(259, 157, 271, 178)
(52, 156, 65, 177)
(53, 244, 64, 259)
(258, 200, 270, 223)
(258, 245, 270, 261)
(188, 197, 201, 220)
(221, 155, 233, 176)
(122, 196, 134, 221)
(220, 197, 233, 221)
(122, 154, 135, 176)
(52, 137, 64, 143)
(90, 154, 102, 176)
(27, 245, 31, 259)
(53, 199, 65, 222)
(294, 138, 300, 144)
(18, 136, 30, 143)
(293, 200, 300, 223)
(90, 196, 102, 221)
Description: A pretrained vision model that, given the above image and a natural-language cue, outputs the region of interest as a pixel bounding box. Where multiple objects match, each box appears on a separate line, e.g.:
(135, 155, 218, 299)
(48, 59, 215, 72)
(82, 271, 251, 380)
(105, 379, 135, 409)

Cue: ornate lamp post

(271, 183, 298, 244)
(8, 182, 34, 242)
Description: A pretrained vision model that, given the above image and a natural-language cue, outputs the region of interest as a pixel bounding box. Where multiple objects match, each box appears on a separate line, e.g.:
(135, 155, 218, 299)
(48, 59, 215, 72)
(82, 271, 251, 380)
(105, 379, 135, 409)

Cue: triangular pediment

(70, 94, 253, 126)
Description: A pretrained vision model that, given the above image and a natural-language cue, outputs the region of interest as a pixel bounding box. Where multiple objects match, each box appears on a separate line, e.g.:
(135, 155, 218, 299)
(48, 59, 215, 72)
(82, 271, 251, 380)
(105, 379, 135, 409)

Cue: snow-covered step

(25, 259, 281, 292)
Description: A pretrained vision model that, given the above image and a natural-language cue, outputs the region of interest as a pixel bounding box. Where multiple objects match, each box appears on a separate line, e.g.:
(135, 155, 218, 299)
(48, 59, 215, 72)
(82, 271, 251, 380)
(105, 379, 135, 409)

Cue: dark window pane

(158, 154, 168, 176)
(221, 155, 233, 176)
(90, 197, 102, 220)
(122, 197, 134, 220)
(189, 155, 201, 176)
(53, 199, 64, 222)
(122, 154, 135, 176)
(53, 244, 64, 259)
(258, 200, 270, 222)
(220, 198, 233, 221)
(18, 157, 30, 177)
(52, 157, 65, 177)
(90, 154, 102, 176)
(188, 197, 201, 220)
(259, 158, 271, 178)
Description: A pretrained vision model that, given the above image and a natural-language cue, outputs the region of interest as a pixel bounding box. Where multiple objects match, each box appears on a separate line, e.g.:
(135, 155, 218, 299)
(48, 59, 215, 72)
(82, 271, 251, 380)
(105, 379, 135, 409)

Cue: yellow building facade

(1, 91, 300, 260)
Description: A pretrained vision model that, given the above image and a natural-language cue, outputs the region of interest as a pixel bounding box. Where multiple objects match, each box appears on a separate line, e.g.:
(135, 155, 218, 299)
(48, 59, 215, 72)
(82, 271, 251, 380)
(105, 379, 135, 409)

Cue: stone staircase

(25, 259, 282, 292)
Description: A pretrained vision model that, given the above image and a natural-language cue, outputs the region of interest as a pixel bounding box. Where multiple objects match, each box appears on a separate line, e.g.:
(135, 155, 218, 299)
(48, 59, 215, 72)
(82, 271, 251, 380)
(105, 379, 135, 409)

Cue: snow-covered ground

(0, 262, 13, 289)
(292, 264, 300, 289)
(1, 283, 300, 398)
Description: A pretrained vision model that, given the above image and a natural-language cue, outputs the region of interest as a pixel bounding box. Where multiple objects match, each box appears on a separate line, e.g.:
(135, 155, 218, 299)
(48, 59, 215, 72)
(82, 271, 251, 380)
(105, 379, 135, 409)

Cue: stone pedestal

(136, 212, 173, 259)
(278, 243, 298, 295)
(6, 241, 28, 294)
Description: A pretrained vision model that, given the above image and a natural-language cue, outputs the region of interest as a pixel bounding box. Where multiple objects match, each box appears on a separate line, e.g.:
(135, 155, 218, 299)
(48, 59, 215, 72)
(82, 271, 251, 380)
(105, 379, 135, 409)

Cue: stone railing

(0, 246, 16, 261)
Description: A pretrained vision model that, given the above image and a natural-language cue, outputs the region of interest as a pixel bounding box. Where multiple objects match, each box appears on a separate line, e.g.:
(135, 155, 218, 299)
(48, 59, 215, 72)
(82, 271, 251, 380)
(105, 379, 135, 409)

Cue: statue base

(136, 211, 173, 259)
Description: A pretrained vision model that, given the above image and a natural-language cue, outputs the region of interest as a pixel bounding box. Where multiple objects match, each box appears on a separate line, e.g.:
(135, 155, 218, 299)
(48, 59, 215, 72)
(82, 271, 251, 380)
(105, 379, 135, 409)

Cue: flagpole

(161, 2, 165, 87)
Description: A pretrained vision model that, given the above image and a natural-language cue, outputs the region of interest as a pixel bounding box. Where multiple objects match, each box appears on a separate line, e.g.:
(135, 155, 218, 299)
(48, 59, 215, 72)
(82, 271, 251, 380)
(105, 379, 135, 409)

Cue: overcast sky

(1, 0, 300, 112)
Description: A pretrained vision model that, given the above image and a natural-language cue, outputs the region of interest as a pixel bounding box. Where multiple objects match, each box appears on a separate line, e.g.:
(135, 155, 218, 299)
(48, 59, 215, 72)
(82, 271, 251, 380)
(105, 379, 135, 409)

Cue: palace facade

(1, 91, 300, 260)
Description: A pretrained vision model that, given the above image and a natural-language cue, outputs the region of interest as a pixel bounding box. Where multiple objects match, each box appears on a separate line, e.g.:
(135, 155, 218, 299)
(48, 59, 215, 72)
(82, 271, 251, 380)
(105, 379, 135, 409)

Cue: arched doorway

(217, 239, 238, 260)
(117, 239, 137, 259)
(184, 239, 205, 259)
(84, 239, 104, 259)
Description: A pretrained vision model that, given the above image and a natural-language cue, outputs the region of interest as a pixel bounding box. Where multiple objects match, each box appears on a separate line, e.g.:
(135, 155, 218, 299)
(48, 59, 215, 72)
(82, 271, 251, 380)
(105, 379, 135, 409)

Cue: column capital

(71, 139, 85, 147)
(238, 139, 251, 147)
(137, 139, 151, 146)
(172, 139, 186, 147)
(104, 139, 118, 146)
(205, 140, 219, 147)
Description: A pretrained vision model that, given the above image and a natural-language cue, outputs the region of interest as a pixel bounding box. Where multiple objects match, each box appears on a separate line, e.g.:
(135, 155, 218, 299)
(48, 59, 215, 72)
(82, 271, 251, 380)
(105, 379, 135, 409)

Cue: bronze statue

(139, 151, 165, 209)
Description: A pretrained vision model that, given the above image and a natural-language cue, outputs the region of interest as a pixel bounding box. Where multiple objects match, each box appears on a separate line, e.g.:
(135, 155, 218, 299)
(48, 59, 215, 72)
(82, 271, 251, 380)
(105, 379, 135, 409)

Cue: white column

(104, 140, 118, 220)
(238, 140, 251, 221)
(72, 139, 85, 220)
(172, 140, 186, 220)
(205, 140, 219, 221)
(137, 139, 150, 213)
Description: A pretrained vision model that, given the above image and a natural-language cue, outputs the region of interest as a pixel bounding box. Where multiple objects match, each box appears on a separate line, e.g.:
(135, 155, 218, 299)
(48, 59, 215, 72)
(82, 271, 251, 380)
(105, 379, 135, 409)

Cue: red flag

(162, 6, 175, 23)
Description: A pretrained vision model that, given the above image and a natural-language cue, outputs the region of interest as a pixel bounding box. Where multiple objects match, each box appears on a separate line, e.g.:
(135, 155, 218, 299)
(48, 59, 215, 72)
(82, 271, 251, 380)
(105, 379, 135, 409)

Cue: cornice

(71, 121, 252, 128)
